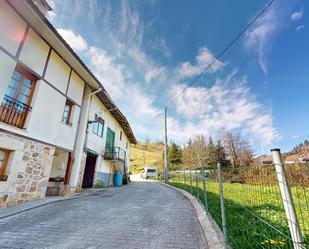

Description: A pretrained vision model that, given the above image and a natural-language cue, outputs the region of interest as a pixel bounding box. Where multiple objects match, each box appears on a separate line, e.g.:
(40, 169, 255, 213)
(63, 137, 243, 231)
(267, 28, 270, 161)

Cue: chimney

(32, 0, 52, 16)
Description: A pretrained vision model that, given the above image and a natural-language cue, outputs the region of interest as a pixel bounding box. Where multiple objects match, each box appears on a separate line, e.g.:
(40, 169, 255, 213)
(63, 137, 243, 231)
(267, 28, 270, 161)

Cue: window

(92, 115, 104, 137)
(120, 131, 122, 141)
(0, 65, 37, 128)
(62, 100, 73, 125)
(105, 127, 115, 152)
(126, 142, 128, 150)
(0, 148, 10, 181)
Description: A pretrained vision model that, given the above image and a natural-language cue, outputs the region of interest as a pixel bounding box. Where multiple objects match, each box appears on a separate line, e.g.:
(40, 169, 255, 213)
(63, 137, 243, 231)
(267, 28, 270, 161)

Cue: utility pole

(143, 147, 145, 166)
(164, 107, 169, 183)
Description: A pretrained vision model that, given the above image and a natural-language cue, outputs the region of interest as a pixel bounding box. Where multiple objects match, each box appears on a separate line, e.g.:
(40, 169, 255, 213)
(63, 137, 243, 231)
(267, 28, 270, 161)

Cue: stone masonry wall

(0, 132, 55, 208)
(94, 172, 113, 186)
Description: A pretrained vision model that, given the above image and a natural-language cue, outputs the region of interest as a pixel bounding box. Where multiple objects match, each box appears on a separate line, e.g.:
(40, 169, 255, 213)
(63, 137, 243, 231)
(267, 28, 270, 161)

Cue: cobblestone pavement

(0, 182, 207, 249)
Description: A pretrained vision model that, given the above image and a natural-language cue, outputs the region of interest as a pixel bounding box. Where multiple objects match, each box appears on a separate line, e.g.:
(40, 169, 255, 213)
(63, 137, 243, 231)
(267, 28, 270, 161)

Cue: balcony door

(105, 128, 115, 155)
(0, 65, 37, 128)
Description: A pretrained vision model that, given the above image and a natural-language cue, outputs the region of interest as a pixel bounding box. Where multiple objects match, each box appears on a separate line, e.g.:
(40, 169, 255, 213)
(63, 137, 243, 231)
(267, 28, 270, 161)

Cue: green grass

(168, 175, 309, 249)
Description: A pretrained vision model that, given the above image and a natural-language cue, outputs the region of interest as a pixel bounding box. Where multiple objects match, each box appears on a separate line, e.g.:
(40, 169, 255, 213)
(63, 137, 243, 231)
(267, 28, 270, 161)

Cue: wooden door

(82, 153, 97, 188)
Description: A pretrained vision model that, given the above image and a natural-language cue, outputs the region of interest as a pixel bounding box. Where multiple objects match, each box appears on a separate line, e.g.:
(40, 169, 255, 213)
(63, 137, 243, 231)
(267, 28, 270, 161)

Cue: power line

(170, 0, 275, 105)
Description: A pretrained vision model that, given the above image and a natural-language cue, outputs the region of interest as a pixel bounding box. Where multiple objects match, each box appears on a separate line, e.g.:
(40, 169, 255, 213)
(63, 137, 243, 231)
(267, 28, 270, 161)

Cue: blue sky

(47, 0, 308, 154)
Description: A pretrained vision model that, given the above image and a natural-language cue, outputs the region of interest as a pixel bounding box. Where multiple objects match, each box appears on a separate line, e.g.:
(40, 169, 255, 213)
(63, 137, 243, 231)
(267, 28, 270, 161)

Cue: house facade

(0, 0, 136, 208)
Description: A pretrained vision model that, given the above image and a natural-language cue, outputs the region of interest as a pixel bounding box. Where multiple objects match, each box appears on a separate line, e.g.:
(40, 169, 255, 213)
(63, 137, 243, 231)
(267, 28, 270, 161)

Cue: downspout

(83, 88, 103, 152)
(68, 86, 102, 191)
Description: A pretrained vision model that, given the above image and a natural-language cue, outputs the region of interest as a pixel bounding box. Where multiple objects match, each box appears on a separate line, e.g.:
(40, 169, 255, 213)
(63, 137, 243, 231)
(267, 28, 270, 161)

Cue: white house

(0, 0, 136, 208)
(84, 94, 132, 188)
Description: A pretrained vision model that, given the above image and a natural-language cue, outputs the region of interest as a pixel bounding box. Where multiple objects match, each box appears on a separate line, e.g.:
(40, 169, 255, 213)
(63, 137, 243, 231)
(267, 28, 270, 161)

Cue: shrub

(93, 180, 105, 188)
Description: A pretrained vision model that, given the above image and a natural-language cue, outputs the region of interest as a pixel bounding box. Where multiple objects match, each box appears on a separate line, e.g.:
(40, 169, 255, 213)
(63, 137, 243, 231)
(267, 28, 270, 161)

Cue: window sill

(61, 121, 73, 128)
(0, 121, 28, 131)
(0, 123, 29, 139)
(91, 131, 104, 138)
(92, 132, 104, 139)
(0, 175, 8, 181)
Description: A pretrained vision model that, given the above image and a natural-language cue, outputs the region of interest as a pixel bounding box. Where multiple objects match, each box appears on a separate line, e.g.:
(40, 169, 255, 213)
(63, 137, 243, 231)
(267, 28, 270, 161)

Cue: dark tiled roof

(97, 90, 137, 144)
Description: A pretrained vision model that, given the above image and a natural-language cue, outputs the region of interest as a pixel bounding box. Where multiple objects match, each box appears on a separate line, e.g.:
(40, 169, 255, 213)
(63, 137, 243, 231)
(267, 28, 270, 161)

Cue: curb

(0, 187, 115, 220)
(159, 182, 225, 249)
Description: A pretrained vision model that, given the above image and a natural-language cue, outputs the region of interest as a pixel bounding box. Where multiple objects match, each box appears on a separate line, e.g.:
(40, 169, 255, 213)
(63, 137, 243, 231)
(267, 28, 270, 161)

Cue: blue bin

(114, 172, 123, 186)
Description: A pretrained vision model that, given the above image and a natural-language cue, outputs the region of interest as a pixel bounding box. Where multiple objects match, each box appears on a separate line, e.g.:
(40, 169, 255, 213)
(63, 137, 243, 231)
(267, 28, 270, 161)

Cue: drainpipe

(83, 88, 103, 153)
(69, 87, 102, 191)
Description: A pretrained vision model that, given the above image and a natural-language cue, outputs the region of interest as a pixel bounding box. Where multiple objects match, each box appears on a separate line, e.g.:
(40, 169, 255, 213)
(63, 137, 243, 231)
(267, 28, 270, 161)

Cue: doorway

(82, 152, 97, 188)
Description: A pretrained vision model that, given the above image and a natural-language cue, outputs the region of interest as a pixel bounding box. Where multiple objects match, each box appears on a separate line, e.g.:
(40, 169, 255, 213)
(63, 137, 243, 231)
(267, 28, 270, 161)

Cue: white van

(142, 167, 157, 179)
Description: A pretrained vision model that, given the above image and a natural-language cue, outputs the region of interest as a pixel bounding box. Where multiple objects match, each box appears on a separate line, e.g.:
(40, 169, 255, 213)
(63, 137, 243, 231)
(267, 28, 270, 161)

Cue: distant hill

(130, 142, 164, 173)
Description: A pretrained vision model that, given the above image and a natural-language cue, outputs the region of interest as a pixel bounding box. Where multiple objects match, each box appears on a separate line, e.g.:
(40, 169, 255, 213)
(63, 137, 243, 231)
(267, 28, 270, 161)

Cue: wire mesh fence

(167, 162, 309, 249)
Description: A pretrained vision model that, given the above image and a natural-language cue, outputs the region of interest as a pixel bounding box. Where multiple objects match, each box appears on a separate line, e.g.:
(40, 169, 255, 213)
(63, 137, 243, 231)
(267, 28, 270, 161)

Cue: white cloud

(177, 47, 225, 79)
(49, 0, 278, 149)
(291, 9, 303, 21)
(57, 28, 88, 51)
(152, 38, 172, 58)
(51, 1, 166, 141)
(168, 73, 278, 145)
(87, 47, 125, 99)
(296, 25, 305, 32)
(127, 47, 167, 84)
(86, 46, 163, 139)
(244, 6, 280, 74)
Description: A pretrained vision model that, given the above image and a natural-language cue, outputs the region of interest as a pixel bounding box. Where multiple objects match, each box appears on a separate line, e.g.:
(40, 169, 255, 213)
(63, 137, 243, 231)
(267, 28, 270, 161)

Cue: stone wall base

(0, 131, 55, 208)
(94, 172, 113, 186)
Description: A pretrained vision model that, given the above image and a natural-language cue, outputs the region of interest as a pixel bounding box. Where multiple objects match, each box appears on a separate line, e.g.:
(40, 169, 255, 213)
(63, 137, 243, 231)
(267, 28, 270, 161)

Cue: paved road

(0, 182, 207, 249)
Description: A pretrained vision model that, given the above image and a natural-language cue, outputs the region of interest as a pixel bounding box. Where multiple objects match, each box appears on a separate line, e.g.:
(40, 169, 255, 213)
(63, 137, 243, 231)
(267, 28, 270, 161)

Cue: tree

(168, 142, 182, 170)
(182, 139, 194, 168)
(205, 136, 217, 167)
(216, 140, 230, 168)
(182, 135, 208, 168)
(222, 131, 254, 168)
(191, 135, 207, 167)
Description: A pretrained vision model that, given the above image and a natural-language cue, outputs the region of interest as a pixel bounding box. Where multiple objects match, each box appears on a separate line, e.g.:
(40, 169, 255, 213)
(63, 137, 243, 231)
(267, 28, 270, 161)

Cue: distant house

(0, 0, 136, 208)
(253, 155, 273, 165)
(298, 157, 309, 163)
(284, 161, 295, 164)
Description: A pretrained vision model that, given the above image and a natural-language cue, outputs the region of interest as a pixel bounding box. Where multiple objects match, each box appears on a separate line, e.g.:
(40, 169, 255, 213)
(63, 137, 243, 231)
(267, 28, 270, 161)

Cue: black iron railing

(0, 95, 32, 129)
(104, 147, 126, 161)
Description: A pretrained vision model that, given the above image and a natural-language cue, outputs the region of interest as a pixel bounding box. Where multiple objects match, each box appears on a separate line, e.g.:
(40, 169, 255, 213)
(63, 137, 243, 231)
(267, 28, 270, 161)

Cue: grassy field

(168, 175, 309, 249)
(130, 142, 163, 173)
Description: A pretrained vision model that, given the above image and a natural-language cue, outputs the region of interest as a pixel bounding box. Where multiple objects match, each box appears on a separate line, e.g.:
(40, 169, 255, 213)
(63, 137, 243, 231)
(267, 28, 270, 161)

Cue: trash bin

(114, 172, 123, 186)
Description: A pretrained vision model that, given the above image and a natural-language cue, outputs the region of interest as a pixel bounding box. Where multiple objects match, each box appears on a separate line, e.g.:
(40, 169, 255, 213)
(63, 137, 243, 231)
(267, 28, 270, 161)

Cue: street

(0, 182, 207, 249)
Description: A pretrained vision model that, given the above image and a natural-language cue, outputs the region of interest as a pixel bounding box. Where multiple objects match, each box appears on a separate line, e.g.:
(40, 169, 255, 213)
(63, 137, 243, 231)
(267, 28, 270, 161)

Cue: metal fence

(168, 150, 309, 249)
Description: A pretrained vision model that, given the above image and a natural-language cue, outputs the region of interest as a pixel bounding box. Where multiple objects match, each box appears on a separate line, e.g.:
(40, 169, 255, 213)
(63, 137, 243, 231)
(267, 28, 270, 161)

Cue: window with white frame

(92, 114, 104, 137)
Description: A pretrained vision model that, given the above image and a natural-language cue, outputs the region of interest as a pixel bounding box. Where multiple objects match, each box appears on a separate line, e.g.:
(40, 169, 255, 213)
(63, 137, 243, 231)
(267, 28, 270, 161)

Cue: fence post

(190, 168, 193, 195)
(271, 149, 304, 249)
(184, 170, 186, 191)
(202, 166, 208, 213)
(218, 162, 228, 249)
(196, 168, 199, 200)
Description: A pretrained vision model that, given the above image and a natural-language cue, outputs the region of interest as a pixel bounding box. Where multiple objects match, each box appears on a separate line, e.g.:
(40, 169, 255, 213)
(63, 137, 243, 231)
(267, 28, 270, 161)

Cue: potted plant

(54, 175, 63, 195)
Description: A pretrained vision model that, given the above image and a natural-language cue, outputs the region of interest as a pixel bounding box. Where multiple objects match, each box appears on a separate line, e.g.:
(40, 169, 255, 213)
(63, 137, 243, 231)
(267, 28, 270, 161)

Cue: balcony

(103, 147, 126, 161)
(0, 95, 32, 129)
